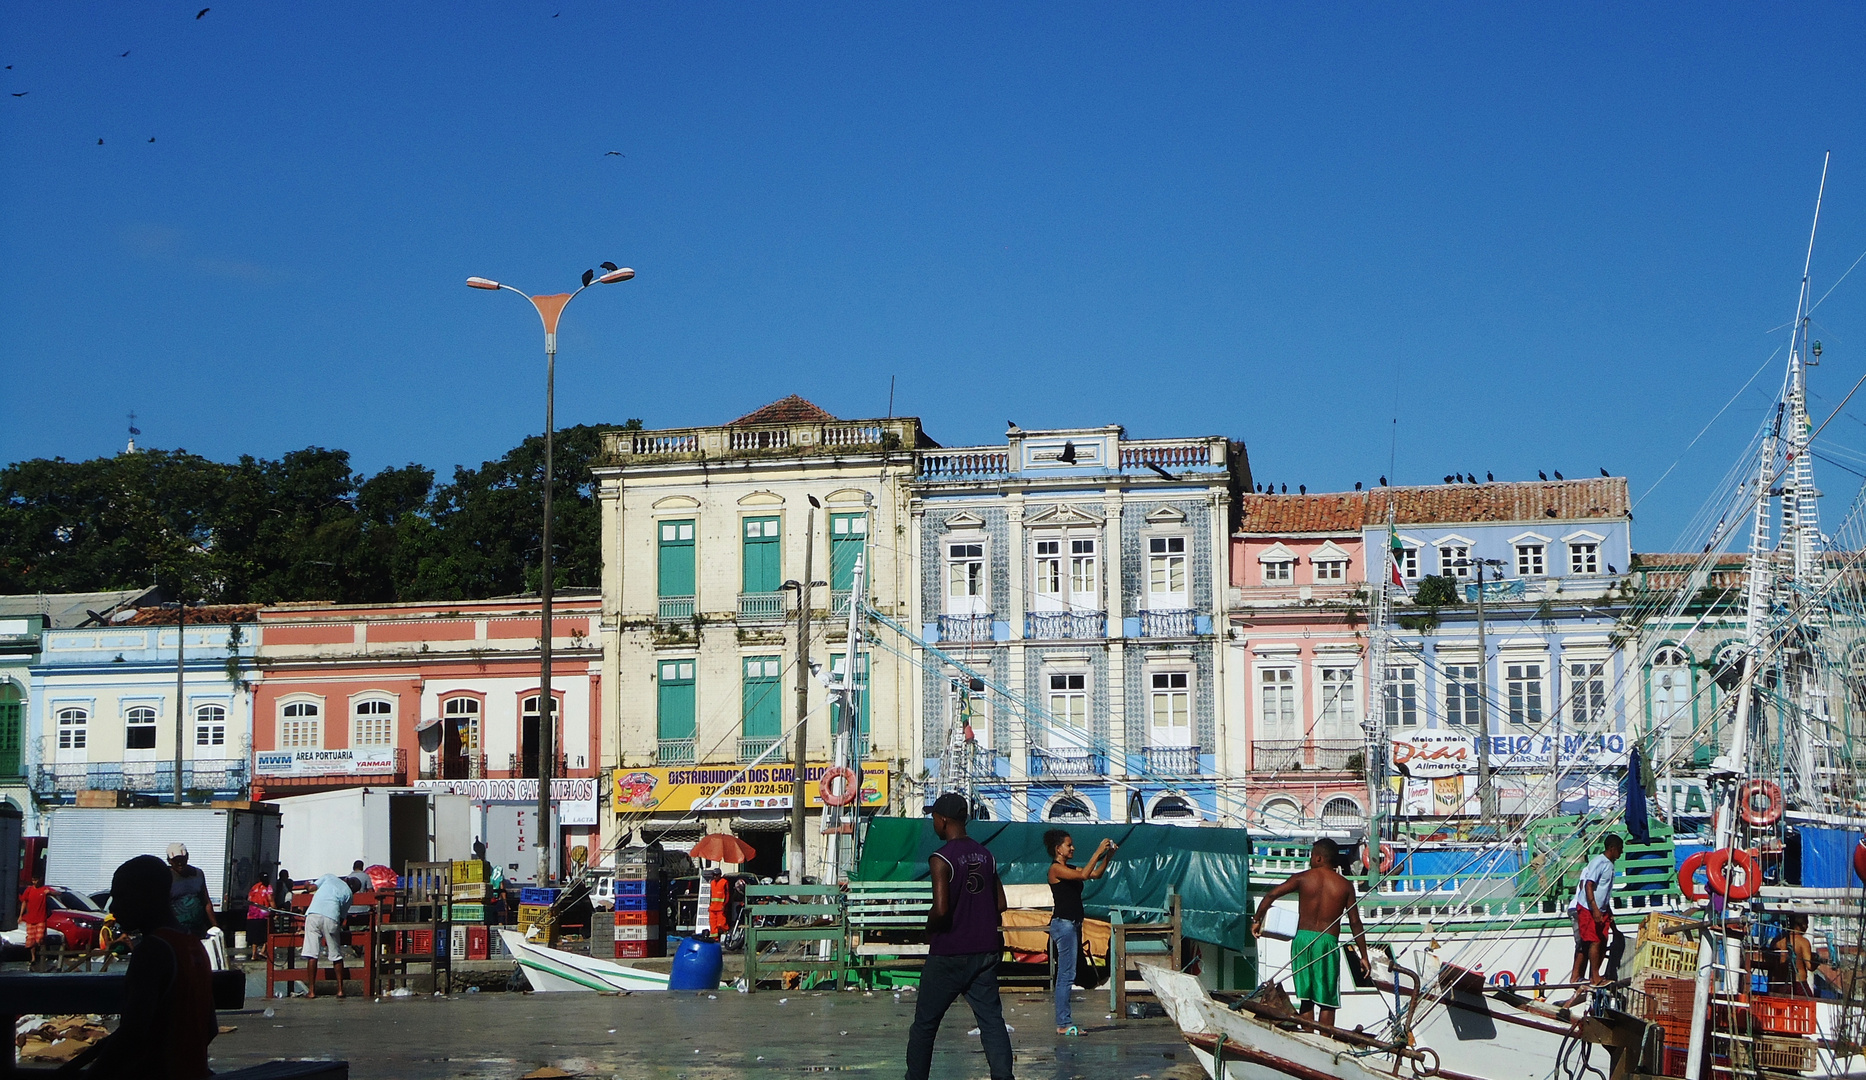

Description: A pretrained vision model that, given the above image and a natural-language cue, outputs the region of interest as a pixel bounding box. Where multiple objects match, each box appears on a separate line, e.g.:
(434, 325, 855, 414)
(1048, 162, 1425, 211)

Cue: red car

(41, 888, 106, 949)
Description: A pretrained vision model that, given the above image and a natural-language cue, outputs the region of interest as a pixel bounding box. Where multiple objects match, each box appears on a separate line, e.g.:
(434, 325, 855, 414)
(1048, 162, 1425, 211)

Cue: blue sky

(3, 3, 1864, 549)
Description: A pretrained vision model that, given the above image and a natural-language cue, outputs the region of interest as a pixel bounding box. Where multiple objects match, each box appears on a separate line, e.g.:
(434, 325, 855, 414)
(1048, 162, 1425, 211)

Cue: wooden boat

(498, 930, 671, 993)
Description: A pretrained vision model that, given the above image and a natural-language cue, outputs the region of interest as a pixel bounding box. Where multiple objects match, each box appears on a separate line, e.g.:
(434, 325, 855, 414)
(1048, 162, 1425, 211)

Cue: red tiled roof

(730, 395, 837, 426)
(124, 604, 261, 625)
(1634, 552, 1747, 568)
(1236, 493, 1368, 535)
(1238, 479, 1629, 535)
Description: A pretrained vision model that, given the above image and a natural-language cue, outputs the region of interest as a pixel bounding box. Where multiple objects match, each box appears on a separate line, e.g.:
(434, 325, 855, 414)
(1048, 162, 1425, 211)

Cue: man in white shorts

(302, 873, 361, 999)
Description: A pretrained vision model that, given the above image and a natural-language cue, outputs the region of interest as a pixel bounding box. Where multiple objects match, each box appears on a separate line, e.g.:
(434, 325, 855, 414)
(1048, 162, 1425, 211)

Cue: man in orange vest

(705, 868, 729, 938)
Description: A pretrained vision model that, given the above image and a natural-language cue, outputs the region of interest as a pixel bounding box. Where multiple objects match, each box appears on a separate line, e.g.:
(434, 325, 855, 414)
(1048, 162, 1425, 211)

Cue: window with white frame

(353, 698, 395, 746)
(57, 706, 89, 750)
(1440, 545, 1470, 577)
(1506, 663, 1544, 725)
(1321, 797, 1364, 826)
(1047, 673, 1087, 747)
(1069, 537, 1097, 601)
(1569, 661, 1607, 725)
(279, 700, 320, 749)
(1385, 666, 1419, 726)
(194, 704, 226, 747)
(946, 541, 986, 612)
(1034, 538, 1063, 599)
(1259, 667, 1296, 739)
(125, 705, 158, 750)
(1150, 671, 1191, 746)
(1395, 547, 1419, 579)
(1263, 560, 1292, 584)
(1651, 647, 1690, 732)
(1516, 543, 1545, 577)
(1314, 557, 1347, 582)
(1148, 536, 1187, 605)
(1319, 667, 1357, 736)
(1444, 664, 1480, 726)
(443, 696, 481, 753)
(1569, 542, 1599, 575)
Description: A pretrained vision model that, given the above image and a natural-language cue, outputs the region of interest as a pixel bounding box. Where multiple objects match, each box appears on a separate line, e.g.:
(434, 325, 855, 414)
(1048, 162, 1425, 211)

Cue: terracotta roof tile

(124, 604, 261, 625)
(1237, 478, 1629, 535)
(729, 395, 837, 426)
(1236, 493, 1368, 535)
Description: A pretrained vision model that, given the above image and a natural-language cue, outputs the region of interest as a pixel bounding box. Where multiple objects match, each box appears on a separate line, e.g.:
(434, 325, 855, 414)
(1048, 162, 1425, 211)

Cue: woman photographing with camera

(1045, 830, 1116, 1036)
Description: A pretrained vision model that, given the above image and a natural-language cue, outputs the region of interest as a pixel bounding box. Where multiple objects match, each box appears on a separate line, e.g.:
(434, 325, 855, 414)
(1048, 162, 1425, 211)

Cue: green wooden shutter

(657, 520, 695, 598)
(741, 656, 782, 739)
(830, 513, 868, 592)
(742, 516, 781, 593)
(657, 660, 696, 740)
(0, 700, 20, 778)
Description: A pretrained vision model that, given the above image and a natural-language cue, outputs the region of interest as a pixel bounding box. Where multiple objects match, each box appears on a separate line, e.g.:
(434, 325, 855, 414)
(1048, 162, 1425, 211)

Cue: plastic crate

(1633, 939, 1696, 977)
(615, 894, 657, 912)
(615, 909, 656, 926)
(1638, 912, 1696, 947)
(1746, 995, 1817, 1036)
(450, 903, 486, 923)
(615, 879, 661, 897)
(615, 939, 664, 959)
(1631, 976, 1700, 1045)
(450, 925, 468, 961)
(616, 922, 661, 941)
(1662, 1045, 1691, 1077)
(466, 925, 489, 961)
(518, 903, 552, 924)
(452, 881, 489, 902)
(400, 929, 434, 956)
(519, 887, 561, 906)
(451, 859, 486, 883)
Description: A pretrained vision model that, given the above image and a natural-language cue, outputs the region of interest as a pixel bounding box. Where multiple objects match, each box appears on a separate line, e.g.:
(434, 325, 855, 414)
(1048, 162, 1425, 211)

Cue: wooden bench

(845, 881, 931, 986)
(743, 884, 848, 992)
(1108, 891, 1181, 1020)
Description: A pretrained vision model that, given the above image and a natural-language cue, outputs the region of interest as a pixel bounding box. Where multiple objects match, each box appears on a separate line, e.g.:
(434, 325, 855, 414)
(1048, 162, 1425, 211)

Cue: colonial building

(910, 425, 1246, 826)
(594, 396, 925, 878)
(252, 596, 604, 882)
(1231, 479, 1636, 834)
(26, 601, 256, 832)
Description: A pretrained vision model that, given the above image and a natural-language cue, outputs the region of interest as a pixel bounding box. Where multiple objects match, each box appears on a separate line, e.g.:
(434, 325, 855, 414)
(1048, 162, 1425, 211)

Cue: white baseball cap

(166, 843, 188, 860)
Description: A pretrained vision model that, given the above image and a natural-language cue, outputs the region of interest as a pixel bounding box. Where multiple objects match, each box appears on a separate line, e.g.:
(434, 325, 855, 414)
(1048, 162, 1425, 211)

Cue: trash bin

(667, 937, 723, 991)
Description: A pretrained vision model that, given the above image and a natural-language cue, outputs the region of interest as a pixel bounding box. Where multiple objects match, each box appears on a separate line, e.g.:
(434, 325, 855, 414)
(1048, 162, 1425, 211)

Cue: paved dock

(205, 987, 1196, 1080)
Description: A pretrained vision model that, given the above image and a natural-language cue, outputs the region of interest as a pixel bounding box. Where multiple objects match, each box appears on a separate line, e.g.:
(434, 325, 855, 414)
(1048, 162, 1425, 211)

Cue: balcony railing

(1138, 609, 1199, 637)
(738, 737, 780, 762)
(831, 591, 854, 619)
(607, 419, 918, 462)
(32, 760, 250, 798)
(1025, 612, 1106, 640)
(658, 596, 695, 622)
(1120, 442, 1216, 469)
(738, 592, 788, 621)
(919, 450, 1011, 478)
(1031, 747, 1105, 777)
(1142, 745, 1202, 776)
(937, 613, 995, 643)
(1252, 739, 1363, 773)
(507, 753, 570, 779)
(657, 738, 696, 765)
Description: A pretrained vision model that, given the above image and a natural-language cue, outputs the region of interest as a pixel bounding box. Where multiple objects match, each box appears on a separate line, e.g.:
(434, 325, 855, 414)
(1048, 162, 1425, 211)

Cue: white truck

(273, 787, 473, 882)
(45, 805, 281, 913)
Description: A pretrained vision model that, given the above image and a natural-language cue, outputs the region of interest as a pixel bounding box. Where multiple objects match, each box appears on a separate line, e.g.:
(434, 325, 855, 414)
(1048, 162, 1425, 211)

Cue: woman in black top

(1045, 829, 1116, 1035)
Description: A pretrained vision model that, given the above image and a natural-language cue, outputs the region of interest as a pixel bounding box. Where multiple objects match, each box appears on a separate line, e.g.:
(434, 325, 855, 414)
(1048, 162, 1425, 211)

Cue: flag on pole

(1388, 522, 1407, 589)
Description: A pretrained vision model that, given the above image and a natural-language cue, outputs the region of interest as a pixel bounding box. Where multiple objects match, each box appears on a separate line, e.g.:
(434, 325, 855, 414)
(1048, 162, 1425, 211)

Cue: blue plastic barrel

(667, 937, 723, 991)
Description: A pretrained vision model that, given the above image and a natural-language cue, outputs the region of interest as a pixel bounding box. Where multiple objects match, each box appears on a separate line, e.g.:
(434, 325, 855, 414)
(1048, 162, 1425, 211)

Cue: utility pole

(174, 594, 186, 802)
(789, 497, 821, 883)
(1465, 558, 1502, 825)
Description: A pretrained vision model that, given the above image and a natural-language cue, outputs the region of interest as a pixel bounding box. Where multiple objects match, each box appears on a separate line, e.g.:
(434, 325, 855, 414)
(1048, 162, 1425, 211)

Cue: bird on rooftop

(1487, 472, 1494, 482)
(1538, 471, 1548, 481)
(1444, 475, 1454, 484)
(1608, 564, 1617, 574)
(1280, 484, 1286, 494)
(1600, 468, 1609, 477)
(1299, 485, 1306, 495)
(1379, 476, 1387, 486)
(1354, 481, 1363, 491)
(1554, 470, 1564, 480)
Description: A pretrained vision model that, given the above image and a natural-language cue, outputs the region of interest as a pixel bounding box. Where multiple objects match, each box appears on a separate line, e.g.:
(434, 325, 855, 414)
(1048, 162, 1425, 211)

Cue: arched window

(443, 696, 481, 753)
(57, 706, 89, 750)
(125, 705, 158, 750)
(1151, 795, 1197, 821)
(1651, 647, 1691, 731)
(194, 704, 226, 748)
(279, 700, 320, 749)
(1046, 796, 1093, 821)
(1257, 797, 1302, 830)
(1712, 644, 1746, 693)
(353, 698, 395, 747)
(1321, 797, 1364, 827)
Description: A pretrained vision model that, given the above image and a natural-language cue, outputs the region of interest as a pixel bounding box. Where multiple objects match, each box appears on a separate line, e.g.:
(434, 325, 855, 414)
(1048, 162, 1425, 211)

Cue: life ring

(1854, 838, 1866, 886)
(1678, 852, 1711, 902)
(818, 766, 860, 807)
(1366, 842, 1396, 874)
(1738, 780, 1785, 827)
(1705, 847, 1760, 901)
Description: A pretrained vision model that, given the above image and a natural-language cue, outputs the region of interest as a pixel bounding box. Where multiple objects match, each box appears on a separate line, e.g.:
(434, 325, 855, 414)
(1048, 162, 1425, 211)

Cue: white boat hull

(499, 930, 671, 993)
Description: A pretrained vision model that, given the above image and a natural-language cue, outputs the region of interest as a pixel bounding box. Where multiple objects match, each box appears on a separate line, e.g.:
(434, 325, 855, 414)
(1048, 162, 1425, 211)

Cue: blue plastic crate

(614, 879, 662, 897)
(519, 886, 562, 906)
(616, 894, 659, 912)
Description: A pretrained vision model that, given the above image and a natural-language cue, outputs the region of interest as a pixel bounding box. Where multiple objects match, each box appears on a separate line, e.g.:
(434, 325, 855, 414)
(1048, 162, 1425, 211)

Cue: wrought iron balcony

(831, 591, 854, 619)
(32, 760, 250, 799)
(1138, 610, 1200, 637)
(1030, 747, 1105, 777)
(1142, 745, 1202, 776)
(657, 738, 696, 765)
(1024, 612, 1106, 640)
(1251, 739, 1363, 773)
(738, 592, 788, 621)
(738, 737, 781, 763)
(937, 613, 995, 643)
(658, 596, 695, 622)
(507, 753, 570, 779)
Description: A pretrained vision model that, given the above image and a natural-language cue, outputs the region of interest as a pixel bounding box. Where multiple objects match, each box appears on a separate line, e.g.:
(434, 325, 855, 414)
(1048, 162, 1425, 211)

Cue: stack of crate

(518, 885, 560, 944)
(614, 848, 664, 960)
(450, 858, 489, 929)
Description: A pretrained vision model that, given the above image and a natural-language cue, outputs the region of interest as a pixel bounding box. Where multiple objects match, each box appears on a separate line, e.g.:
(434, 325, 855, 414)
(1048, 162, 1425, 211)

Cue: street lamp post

(468, 266, 634, 886)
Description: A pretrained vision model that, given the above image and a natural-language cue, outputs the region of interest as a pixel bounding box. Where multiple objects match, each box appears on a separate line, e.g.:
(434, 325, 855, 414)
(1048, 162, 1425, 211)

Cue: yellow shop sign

(612, 761, 889, 814)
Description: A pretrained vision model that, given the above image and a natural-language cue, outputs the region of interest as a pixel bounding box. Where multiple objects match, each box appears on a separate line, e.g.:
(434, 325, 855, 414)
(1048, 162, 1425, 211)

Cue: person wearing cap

(166, 843, 215, 939)
(905, 793, 1013, 1080)
(301, 872, 363, 999)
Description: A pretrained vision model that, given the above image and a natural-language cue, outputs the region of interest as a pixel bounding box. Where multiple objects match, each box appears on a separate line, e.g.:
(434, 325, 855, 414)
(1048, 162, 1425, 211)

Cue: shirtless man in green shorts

(1250, 837, 1371, 1027)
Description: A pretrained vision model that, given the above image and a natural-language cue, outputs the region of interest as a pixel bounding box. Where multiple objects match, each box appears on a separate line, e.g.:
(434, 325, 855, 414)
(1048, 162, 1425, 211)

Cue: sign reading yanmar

(255, 748, 397, 777)
(413, 778, 599, 827)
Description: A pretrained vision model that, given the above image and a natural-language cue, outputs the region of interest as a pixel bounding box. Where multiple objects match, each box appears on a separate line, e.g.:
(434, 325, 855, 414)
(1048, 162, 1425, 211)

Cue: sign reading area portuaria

(255, 748, 397, 777)
(612, 762, 889, 814)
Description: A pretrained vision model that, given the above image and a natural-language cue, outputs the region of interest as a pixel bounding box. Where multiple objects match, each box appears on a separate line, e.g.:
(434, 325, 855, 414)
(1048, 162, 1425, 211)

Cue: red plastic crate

(615, 910, 655, 926)
(401, 929, 434, 956)
(1746, 995, 1816, 1035)
(466, 925, 489, 961)
(615, 940, 665, 959)
(1662, 1045, 1691, 1077)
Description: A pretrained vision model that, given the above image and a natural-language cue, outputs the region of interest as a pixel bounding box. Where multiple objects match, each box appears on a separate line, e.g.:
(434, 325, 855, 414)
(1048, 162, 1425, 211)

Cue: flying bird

(97, 138, 103, 144)
(1553, 470, 1564, 480)
(1145, 462, 1175, 481)
(604, 151, 624, 157)
(196, 7, 210, 18)
(9, 91, 25, 97)
(121, 51, 131, 58)
(1538, 471, 1548, 481)
(147, 137, 155, 142)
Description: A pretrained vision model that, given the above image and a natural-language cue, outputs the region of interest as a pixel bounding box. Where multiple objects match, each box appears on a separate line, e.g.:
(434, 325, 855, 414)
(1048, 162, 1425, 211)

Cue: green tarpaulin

(855, 817, 1255, 953)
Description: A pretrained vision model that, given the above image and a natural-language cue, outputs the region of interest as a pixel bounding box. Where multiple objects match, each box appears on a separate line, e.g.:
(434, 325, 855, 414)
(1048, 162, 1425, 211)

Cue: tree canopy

(0, 421, 641, 604)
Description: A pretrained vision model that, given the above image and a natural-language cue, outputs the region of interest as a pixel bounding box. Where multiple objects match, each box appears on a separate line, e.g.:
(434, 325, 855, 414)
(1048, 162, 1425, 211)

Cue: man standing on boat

(1559, 833, 1623, 1006)
(1249, 837, 1369, 1027)
(905, 792, 1013, 1080)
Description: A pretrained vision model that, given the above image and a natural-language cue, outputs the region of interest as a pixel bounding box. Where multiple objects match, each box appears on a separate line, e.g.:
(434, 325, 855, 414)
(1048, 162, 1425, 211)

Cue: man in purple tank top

(905, 792, 1014, 1080)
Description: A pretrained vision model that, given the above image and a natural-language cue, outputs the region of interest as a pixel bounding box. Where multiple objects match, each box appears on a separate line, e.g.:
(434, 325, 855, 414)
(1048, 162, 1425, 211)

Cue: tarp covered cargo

(1798, 826, 1866, 888)
(855, 817, 1252, 952)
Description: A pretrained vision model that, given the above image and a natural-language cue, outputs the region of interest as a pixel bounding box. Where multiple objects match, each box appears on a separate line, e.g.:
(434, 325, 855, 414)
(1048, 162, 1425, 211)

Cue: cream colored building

(594, 396, 928, 876)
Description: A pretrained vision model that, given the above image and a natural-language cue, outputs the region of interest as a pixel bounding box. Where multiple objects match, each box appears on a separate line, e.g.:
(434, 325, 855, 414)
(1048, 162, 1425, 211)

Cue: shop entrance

(388, 793, 430, 872)
(740, 829, 785, 880)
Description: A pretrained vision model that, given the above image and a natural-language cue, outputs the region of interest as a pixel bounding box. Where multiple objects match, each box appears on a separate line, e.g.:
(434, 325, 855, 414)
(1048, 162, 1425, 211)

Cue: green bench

(743, 883, 848, 992)
(845, 880, 933, 987)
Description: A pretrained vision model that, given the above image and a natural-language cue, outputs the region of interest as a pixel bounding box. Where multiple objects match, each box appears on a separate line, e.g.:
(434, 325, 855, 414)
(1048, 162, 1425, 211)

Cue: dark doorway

(388, 794, 429, 873)
(742, 830, 785, 880)
(520, 695, 557, 778)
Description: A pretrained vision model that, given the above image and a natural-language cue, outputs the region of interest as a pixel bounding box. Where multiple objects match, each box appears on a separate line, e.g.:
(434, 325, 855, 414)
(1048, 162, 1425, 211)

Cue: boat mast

(1363, 503, 1396, 886)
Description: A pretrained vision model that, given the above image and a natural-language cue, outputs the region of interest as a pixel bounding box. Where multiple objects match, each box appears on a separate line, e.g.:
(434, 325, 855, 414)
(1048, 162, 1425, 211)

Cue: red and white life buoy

(818, 766, 860, 807)
(1705, 847, 1760, 901)
(1854, 838, 1866, 886)
(1679, 851, 1711, 902)
(1365, 842, 1396, 875)
(1738, 779, 1785, 827)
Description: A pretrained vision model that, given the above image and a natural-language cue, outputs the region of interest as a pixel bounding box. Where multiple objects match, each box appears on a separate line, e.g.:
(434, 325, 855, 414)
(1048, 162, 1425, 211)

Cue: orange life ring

(1366, 842, 1396, 874)
(1738, 780, 1784, 827)
(1705, 847, 1760, 901)
(818, 766, 860, 807)
(1678, 851, 1711, 902)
